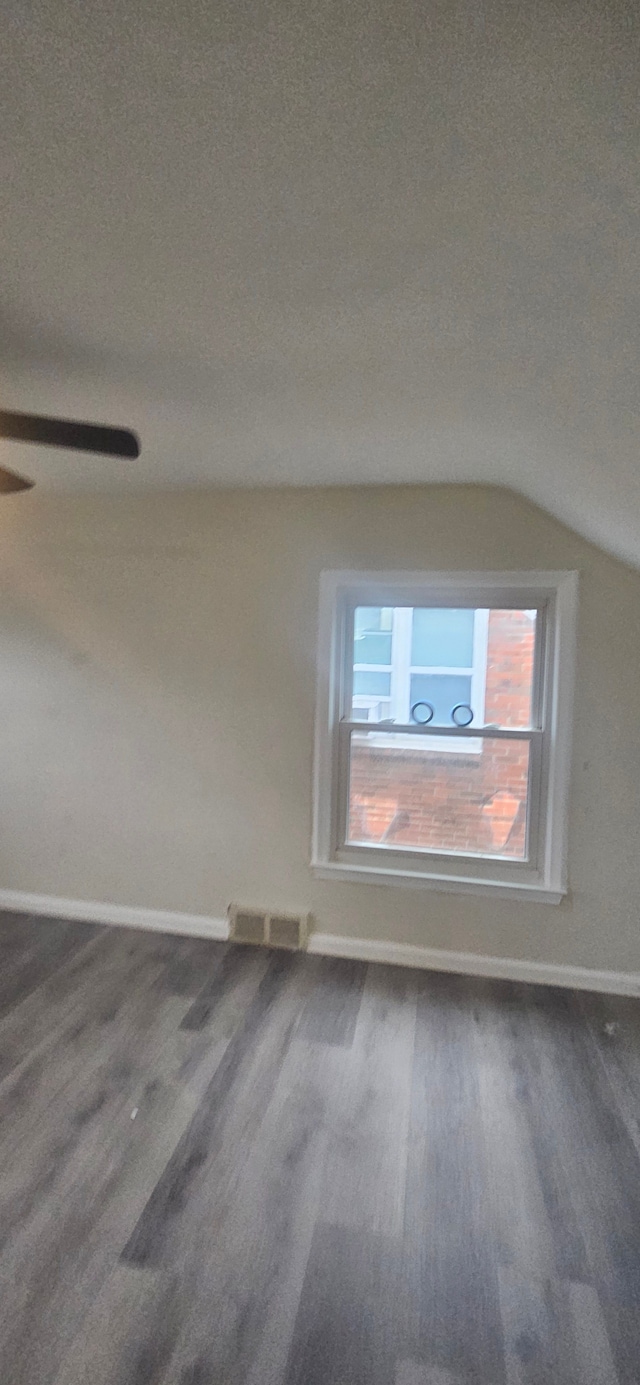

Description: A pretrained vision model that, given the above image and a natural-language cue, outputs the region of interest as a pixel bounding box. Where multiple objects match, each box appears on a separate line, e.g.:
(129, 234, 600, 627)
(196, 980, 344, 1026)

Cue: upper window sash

(343, 599, 545, 732)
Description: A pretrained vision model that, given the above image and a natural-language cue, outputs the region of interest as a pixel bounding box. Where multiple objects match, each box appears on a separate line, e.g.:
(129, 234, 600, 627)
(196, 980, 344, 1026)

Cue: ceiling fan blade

(0, 466, 34, 493)
(0, 410, 140, 458)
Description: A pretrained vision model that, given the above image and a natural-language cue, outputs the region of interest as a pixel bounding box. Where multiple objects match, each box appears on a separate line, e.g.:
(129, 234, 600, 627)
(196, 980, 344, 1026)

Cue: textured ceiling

(1, 0, 639, 563)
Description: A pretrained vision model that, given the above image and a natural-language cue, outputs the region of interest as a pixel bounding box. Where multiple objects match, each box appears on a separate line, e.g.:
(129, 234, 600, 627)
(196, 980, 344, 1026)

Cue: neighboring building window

(312, 570, 577, 902)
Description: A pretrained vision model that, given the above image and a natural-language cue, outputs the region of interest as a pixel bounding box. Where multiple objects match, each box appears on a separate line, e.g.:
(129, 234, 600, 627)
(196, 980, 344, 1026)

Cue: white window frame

(312, 570, 578, 904)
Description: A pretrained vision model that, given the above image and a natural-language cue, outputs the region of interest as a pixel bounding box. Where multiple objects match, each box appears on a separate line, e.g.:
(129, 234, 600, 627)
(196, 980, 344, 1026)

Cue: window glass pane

(485, 609, 537, 728)
(354, 607, 380, 634)
(354, 607, 393, 666)
(411, 608, 474, 667)
(354, 631, 392, 665)
(354, 607, 393, 634)
(353, 671, 391, 698)
(409, 674, 472, 726)
(348, 732, 530, 859)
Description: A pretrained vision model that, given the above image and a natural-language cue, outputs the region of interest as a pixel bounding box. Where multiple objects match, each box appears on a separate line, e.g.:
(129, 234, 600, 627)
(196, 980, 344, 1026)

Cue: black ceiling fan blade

(0, 410, 140, 458)
(0, 466, 34, 493)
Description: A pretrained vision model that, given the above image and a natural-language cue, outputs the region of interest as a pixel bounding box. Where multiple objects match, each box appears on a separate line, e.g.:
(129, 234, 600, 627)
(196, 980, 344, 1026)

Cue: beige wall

(0, 484, 638, 974)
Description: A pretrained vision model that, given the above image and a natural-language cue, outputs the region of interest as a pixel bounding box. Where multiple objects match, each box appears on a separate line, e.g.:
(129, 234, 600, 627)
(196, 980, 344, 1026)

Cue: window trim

(311, 570, 578, 904)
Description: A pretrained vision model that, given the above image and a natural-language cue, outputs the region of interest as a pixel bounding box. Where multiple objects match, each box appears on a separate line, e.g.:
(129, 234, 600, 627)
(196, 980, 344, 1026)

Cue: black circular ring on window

(411, 700, 435, 725)
(451, 703, 474, 727)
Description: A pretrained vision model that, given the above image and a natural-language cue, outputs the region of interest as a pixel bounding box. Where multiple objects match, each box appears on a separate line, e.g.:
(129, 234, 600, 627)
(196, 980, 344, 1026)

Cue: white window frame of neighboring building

(312, 570, 578, 904)
(352, 605, 490, 753)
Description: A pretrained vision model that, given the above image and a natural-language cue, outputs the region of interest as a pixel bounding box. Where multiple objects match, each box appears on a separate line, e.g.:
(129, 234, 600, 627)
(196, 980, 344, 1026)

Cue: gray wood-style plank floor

(0, 912, 638, 1385)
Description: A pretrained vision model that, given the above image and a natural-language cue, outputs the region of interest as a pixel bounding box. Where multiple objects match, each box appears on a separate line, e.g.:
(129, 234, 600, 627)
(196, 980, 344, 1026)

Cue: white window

(312, 570, 577, 903)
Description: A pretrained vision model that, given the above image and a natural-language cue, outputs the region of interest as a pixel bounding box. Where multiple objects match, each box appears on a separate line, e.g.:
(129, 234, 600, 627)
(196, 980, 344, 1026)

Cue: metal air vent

(228, 905, 309, 951)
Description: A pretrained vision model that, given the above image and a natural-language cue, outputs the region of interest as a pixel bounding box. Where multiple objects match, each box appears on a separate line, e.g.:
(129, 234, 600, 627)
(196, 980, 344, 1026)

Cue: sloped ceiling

(1, 0, 639, 564)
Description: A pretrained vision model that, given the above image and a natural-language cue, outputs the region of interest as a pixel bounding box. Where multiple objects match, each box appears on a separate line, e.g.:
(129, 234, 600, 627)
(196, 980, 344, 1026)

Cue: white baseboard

(0, 888, 229, 942)
(307, 932, 640, 998)
(1, 888, 638, 997)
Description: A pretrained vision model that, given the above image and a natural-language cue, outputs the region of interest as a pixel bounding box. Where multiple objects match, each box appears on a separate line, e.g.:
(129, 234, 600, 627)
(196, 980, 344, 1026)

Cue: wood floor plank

(51, 1265, 175, 1385)
(0, 913, 100, 1022)
(396, 1365, 465, 1385)
(566, 1282, 620, 1385)
(120, 950, 310, 1269)
(179, 941, 257, 1029)
(0, 991, 198, 1381)
(498, 1267, 579, 1385)
(157, 1029, 347, 1385)
(472, 979, 577, 1282)
(296, 955, 367, 1047)
(173, 943, 271, 1099)
(45, 948, 273, 1385)
(158, 936, 228, 999)
(0, 926, 179, 1086)
(403, 971, 506, 1385)
(499, 1272, 621, 1385)
(285, 1224, 400, 1385)
(0, 938, 169, 1164)
(597, 1301, 640, 1385)
(525, 988, 640, 1307)
(577, 991, 640, 1160)
(318, 962, 418, 1238)
(487, 986, 591, 1286)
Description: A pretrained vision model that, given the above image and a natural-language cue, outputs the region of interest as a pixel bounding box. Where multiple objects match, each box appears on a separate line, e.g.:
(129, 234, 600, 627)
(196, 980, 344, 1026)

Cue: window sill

(311, 859, 565, 904)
